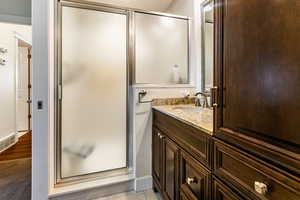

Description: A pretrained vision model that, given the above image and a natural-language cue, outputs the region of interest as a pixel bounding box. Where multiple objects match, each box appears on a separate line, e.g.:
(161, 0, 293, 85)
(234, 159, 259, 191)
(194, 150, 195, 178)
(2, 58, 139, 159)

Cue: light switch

(37, 101, 43, 110)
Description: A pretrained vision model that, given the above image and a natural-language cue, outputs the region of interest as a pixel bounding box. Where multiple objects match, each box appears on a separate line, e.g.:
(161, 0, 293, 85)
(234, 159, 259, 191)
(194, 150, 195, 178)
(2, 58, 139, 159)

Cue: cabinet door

(213, 177, 243, 200)
(162, 137, 180, 200)
(152, 127, 163, 191)
(214, 0, 300, 174)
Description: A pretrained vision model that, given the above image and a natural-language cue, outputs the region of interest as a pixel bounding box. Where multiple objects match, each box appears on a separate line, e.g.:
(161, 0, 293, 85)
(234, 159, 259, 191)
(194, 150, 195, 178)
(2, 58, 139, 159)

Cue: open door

(16, 40, 32, 133)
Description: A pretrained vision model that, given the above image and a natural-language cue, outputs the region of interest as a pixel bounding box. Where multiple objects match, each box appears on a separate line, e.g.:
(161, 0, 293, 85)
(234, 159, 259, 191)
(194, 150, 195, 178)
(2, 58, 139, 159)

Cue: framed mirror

(201, 0, 214, 93)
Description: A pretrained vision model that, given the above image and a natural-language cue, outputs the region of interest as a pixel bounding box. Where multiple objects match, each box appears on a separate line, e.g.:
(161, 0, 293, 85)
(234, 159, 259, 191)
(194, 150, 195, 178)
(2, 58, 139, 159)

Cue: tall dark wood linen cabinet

(213, 0, 300, 199)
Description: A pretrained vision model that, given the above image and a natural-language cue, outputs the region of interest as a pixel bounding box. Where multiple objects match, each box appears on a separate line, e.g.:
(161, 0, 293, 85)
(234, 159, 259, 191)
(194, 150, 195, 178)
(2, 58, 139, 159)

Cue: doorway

(16, 39, 32, 135)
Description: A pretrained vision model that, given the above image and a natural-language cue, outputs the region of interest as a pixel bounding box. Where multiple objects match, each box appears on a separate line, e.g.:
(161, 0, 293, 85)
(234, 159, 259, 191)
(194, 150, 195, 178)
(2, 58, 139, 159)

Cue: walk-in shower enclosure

(55, 0, 190, 184)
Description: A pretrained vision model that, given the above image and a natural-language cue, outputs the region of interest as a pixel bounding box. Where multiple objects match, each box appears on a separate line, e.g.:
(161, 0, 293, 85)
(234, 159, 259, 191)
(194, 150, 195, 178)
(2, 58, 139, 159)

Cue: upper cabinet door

(214, 0, 300, 174)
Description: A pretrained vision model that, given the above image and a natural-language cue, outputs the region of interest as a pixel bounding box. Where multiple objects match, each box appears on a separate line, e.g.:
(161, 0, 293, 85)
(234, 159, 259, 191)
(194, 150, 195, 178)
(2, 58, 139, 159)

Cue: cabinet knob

(186, 177, 197, 185)
(159, 135, 165, 139)
(157, 132, 165, 139)
(254, 181, 268, 195)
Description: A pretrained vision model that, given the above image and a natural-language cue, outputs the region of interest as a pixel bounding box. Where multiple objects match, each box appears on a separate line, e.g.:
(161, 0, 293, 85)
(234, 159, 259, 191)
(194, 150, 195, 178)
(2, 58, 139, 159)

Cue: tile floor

(96, 190, 162, 200)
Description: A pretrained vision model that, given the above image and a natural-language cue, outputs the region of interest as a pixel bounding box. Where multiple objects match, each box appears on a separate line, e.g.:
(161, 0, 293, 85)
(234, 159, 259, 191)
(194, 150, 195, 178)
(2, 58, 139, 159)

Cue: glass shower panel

(135, 13, 189, 84)
(61, 6, 127, 178)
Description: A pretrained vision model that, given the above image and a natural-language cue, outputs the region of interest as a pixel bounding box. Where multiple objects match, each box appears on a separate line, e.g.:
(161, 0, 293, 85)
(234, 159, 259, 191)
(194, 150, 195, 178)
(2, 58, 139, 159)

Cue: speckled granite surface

(152, 97, 196, 106)
(152, 99, 213, 134)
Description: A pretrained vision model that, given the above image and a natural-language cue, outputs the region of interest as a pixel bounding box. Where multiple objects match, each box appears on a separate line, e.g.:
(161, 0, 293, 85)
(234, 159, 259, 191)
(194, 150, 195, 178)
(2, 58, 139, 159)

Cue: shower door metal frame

(54, 0, 132, 186)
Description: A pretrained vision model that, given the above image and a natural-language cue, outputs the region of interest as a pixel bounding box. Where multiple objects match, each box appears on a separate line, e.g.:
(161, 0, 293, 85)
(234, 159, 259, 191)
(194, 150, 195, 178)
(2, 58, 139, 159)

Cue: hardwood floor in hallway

(0, 158, 31, 200)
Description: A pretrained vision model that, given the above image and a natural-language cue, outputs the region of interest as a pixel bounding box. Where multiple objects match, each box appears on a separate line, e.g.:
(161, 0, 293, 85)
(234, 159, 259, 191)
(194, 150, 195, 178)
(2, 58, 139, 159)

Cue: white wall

(0, 0, 31, 25)
(0, 22, 31, 139)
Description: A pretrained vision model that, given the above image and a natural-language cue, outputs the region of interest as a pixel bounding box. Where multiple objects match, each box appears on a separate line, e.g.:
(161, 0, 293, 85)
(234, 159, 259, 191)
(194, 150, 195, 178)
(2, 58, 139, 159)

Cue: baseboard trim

(0, 132, 18, 154)
(135, 176, 153, 192)
(49, 179, 134, 200)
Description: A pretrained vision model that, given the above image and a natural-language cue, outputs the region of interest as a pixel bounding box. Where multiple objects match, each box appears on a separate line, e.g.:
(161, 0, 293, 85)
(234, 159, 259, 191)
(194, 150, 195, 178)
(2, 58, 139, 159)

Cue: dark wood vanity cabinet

(214, 0, 300, 176)
(153, 110, 213, 170)
(153, 110, 213, 200)
(152, 109, 300, 200)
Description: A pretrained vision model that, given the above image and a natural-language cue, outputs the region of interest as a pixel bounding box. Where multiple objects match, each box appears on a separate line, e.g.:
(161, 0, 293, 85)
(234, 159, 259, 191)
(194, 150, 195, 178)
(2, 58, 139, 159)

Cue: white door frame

(32, 0, 51, 199)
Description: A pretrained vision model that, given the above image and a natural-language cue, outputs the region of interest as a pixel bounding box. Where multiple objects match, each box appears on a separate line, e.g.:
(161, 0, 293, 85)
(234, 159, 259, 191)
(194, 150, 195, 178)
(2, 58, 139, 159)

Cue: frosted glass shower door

(60, 6, 128, 178)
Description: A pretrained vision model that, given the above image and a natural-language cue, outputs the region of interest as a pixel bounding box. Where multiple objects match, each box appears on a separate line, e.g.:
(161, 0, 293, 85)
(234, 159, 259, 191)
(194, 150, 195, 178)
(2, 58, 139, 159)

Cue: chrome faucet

(194, 92, 209, 108)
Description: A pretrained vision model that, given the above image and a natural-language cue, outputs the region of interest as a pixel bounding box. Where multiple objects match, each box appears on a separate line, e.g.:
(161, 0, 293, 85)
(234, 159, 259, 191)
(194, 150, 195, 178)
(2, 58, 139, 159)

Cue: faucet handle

(195, 97, 201, 107)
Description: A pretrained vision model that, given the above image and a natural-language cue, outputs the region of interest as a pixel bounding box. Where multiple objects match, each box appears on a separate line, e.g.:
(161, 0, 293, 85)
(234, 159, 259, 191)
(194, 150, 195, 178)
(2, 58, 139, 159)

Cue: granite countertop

(152, 104, 213, 135)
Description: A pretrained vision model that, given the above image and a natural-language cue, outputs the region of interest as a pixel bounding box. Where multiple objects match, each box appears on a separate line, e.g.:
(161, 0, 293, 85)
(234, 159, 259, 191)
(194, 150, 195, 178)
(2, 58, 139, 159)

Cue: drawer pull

(186, 177, 197, 185)
(157, 132, 165, 139)
(254, 181, 268, 195)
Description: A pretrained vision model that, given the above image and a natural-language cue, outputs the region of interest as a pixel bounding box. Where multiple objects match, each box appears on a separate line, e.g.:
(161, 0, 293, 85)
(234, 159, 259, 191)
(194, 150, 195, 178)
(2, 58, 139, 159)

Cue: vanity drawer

(213, 176, 244, 200)
(214, 139, 300, 200)
(153, 110, 213, 170)
(180, 150, 211, 200)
